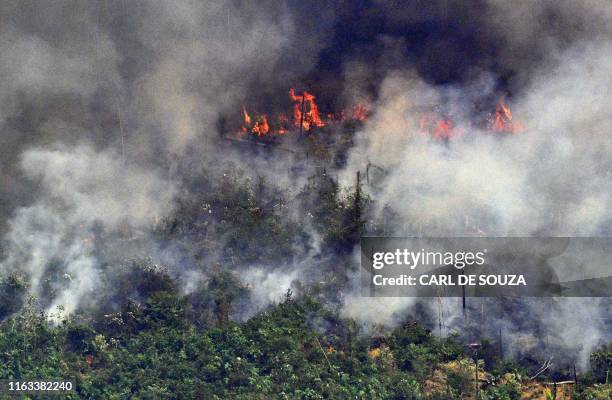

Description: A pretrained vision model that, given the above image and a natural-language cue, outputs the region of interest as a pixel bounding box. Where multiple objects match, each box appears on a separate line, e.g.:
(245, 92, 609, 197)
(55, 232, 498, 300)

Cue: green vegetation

(0, 168, 608, 399)
(0, 293, 452, 399)
(0, 289, 609, 399)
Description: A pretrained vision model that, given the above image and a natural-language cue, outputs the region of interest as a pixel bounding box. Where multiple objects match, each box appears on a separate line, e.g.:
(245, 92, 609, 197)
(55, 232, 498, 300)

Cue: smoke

(342, 295, 417, 328)
(1, 145, 175, 317)
(238, 267, 299, 318)
(0, 0, 333, 213)
(340, 39, 611, 235)
(128, 1, 299, 154)
(0, 0, 333, 317)
(0, 0, 609, 368)
(304, 0, 610, 100)
(337, 4, 611, 366)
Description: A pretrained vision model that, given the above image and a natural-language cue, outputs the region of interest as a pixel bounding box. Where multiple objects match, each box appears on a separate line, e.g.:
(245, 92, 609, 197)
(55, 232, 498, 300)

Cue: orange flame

(289, 88, 326, 131)
(238, 90, 525, 142)
(238, 88, 368, 137)
(252, 115, 269, 136)
(419, 113, 463, 140)
(243, 108, 251, 126)
(240, 109, 270, 136)
(487, 97, 523, 133)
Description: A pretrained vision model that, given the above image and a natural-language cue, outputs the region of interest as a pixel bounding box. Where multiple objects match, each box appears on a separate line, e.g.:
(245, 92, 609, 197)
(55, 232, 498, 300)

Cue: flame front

(237, 90, 522, 140)
(239, 87, 368, 137)
(417, 97, 523, 140)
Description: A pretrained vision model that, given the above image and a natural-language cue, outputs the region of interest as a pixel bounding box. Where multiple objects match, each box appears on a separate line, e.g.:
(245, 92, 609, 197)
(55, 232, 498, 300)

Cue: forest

(0, 167, 609, 399)
(0, 1, 610, 399)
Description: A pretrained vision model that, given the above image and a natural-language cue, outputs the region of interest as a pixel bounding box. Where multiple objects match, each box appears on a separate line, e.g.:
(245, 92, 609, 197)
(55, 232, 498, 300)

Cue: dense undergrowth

(0, 289, 609, 399)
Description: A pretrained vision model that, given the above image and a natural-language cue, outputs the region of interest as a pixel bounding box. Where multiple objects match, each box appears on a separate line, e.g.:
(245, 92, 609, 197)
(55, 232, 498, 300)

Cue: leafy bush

(481, 382, 521, 400)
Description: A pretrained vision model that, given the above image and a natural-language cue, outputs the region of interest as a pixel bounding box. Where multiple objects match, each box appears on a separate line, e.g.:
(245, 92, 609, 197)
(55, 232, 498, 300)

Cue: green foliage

(0, 290, 608, 399)
(481, 382, 521, 400)
(0, 296, 405, 398)
(158, 169, 304, 265)
(573, 383, 612, 400)
(446, 359, 478, 397)
(108, 259, 179, 303)
(186, 269, 248, 327)
(390, 322, 462, 381)
(65, 323, 96, 353)
(0, 169, 607, 398)
(588, 346, 611, 384)
(490, 359, 528, 380)
(298, 169, 370, 253)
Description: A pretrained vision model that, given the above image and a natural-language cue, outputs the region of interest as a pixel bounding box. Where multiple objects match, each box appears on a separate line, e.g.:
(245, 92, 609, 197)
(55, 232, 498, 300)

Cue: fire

(238, 89, 522, 141)
(240, 109, 270, 136)
(418, 112, 463, 140)
(416, 97, 522, 140)
(487, 97, 523, 133)
(252, 115, 270, 136)
(432, 118, 453, 139)
(238, 88, 368, 137)
(243, 108, 251, 126)
(289, 88, 326, 131)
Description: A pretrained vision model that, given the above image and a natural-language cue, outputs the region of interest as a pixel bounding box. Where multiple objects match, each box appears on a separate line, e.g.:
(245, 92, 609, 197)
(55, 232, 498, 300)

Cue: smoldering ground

(0, 0, 610, 369)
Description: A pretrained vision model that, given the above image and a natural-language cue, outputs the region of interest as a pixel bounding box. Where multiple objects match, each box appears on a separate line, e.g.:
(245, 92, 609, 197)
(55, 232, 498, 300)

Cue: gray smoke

(339, 40, 611, 235)
(0, 0, 332, 317)
(0, 0, 609, 368)
(1, 145, 175, 318)
(338, 28, 611, 369)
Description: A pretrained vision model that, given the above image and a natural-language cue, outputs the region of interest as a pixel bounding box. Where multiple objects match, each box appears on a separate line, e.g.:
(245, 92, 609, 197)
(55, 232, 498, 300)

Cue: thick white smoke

(0, 1, 608, 368)
(340, 40, 611, 236)
(0, 0, 330, 319)
(1, 145, 175, 318)
(338, 40, 611, 366)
